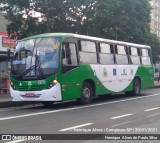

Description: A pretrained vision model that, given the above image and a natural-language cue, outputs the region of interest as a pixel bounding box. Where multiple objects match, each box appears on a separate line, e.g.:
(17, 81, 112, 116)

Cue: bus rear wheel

(41, 101, 54, 107)
(79, 82, 92, 104)
(126, 78, 141, 96)
(133, 78, 141, 96)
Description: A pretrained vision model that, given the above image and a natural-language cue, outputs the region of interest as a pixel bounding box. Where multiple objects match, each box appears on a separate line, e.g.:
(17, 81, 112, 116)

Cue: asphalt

(0, 81, 160, 108)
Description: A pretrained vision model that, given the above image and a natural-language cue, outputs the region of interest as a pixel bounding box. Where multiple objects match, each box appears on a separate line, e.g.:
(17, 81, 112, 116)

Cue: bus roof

(20, 33, 151, 49)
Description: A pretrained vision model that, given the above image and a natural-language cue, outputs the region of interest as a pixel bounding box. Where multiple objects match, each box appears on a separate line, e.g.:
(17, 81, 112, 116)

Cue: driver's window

(62, 43, 78, 65)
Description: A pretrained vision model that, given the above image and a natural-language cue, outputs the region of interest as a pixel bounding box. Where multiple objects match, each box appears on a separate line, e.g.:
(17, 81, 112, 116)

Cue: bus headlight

(48, 79, 58, 88)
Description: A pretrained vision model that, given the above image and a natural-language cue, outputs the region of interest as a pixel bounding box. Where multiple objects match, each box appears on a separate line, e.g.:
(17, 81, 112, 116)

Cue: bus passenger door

(141, 49, 154, 88)
(61, 42, 81, 100)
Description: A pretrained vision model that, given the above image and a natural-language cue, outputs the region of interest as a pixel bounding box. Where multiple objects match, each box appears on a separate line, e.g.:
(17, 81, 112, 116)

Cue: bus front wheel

(79, 82, 92, 104)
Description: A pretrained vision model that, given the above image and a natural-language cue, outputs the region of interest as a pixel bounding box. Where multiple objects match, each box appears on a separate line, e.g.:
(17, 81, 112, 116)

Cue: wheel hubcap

(135, 81, 139, 94)
(83, 87, 90, 99)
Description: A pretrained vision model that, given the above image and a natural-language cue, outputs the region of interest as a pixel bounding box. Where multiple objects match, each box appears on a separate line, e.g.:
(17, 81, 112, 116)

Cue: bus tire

(41, 101, 54, 107)
(79, 82, 92, 104)
(127, 78, 141, 96)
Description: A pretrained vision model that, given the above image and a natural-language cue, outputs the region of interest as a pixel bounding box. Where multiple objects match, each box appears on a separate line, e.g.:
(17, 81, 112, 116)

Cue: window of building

(150, 14, 153, 20)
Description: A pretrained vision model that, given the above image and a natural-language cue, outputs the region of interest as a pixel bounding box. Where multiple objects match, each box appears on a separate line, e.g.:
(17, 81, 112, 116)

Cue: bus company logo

(103, 68, 108, 78)
(131, 69, 133, 75)
(28, 81, 32, 86)
(121, 69, 127, 76)
(113, 68, 116, 76)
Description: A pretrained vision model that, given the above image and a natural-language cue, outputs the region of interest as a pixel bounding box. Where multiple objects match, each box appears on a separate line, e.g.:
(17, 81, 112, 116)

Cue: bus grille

(17, 85, 45, 91)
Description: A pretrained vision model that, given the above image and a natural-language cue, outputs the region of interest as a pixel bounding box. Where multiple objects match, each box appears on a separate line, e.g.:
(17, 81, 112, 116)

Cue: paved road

(0, 88, 160, 143)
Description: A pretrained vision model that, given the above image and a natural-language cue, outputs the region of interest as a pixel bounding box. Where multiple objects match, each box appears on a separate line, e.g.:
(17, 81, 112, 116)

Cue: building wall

(150, 0, 160, 37)
(0, 13, 9, 92)
(0, 13, 8, 32)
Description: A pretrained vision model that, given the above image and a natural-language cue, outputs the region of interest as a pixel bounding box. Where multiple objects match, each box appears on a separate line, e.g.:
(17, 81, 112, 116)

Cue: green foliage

(146, 33, 160, 64)
(0, 0, 160, 63)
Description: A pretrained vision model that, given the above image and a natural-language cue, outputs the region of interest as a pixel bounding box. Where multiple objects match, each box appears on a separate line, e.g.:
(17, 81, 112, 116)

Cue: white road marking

(112, 121, 132, 127)
(147, 113, 160, 118)
(59, 123, 93, 132)
(111, 114, 133, 119)
(144, 107, 160, 112)
(6, 140, 24, 143)
(0, 93, 159, 121)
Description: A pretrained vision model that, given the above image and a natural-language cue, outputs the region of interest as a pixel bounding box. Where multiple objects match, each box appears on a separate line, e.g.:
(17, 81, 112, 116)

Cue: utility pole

(115, 26, 118, 40)
(45, 0, 50, 32)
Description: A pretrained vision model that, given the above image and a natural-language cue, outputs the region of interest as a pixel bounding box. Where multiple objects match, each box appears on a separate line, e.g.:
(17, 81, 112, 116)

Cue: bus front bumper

(10, 83, 62, 101)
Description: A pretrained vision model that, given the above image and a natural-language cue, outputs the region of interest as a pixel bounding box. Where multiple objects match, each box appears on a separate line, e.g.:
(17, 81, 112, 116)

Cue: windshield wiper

(18, 55, 43, 77)
(18, 64, 37, 77)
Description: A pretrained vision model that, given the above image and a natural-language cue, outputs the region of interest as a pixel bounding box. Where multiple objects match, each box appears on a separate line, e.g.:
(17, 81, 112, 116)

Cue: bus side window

(130, 47, 140, 65)
(99, 43, 114, 65)
(116, 45, 128, 64)
(79, 40, 97, 64)
(141, 49, 151, 65)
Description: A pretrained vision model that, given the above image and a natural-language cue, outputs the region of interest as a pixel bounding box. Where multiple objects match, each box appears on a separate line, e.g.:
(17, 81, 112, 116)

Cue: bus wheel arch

(79, 79, 95, 104)
(126, 77, 141, 96)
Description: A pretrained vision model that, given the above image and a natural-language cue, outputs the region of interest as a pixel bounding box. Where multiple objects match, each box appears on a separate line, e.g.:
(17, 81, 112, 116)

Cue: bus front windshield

(11, 37, 61, 78)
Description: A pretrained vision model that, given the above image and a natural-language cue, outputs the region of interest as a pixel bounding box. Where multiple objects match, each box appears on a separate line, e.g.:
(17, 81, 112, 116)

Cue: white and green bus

(10, 33, 154, 106)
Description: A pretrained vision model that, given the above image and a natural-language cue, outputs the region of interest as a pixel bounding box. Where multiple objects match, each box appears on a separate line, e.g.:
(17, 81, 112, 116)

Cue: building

(150, 0, 160, 37)
(0, 13, 8, 32)
(0, 12, 15, 93)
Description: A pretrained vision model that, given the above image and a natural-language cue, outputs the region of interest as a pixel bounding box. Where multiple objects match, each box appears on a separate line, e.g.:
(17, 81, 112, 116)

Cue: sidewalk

(0, 82, 160, 108)
(0, 93, 37, 108)
(154, 81, 160, 87)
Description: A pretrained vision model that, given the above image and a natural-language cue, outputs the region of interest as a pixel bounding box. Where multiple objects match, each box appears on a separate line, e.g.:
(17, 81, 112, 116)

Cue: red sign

(2, 37, 16, 48)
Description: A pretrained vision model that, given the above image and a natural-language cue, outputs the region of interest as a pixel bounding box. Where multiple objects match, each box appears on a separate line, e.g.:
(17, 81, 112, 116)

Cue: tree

(0, 0, 46, 38)
(146, 33, 160, 64)
(0, 0, 160, 63)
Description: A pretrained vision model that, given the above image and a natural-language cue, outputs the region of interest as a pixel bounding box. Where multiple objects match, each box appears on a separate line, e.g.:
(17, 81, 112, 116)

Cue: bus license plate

(25, 93, 34, 97)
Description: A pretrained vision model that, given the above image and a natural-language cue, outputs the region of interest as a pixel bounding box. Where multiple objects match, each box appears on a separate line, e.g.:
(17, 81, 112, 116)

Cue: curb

(0, 101, 38, 108)
(0, 94, 38, 108)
